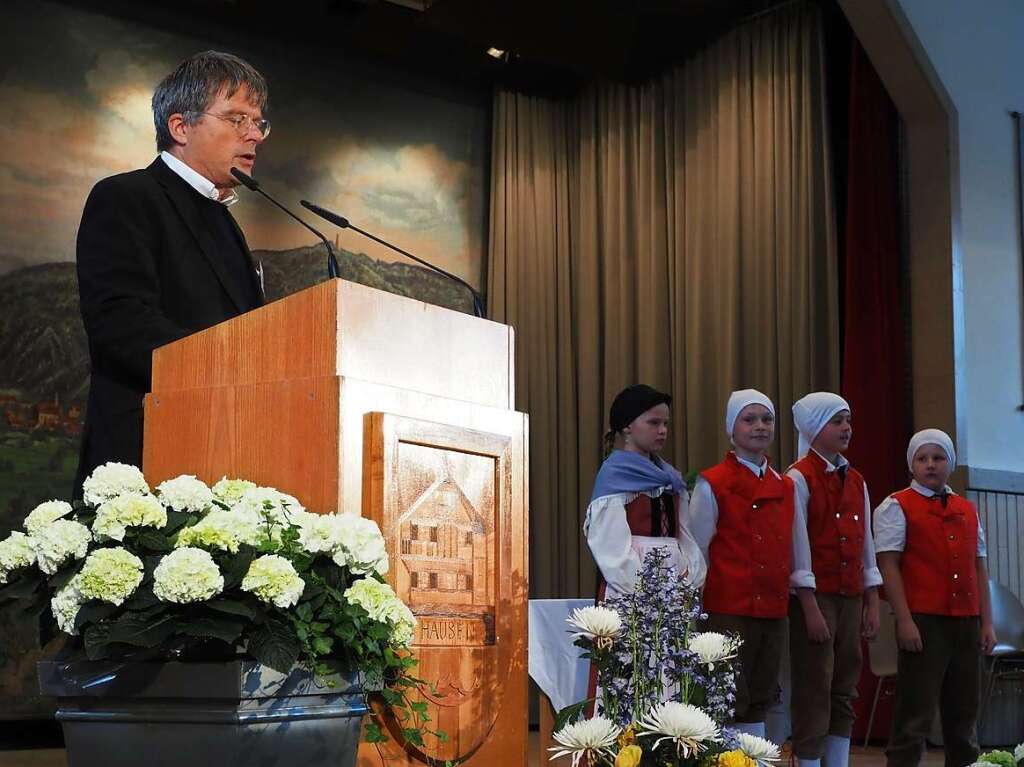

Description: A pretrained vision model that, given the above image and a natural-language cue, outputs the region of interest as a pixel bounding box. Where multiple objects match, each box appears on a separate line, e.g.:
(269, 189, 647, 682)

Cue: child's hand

(862, 599, 880, 640)
(804, 606, 831, 643)
(980, 623, 997, 655)
(896, 616, 922, 652)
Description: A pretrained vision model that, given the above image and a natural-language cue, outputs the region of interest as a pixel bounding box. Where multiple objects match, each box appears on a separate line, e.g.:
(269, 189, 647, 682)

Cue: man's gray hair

(152, 50, 268, 151)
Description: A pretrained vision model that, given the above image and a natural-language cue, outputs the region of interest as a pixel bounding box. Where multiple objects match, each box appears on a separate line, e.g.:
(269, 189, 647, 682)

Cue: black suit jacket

(74, 157, 264, 496)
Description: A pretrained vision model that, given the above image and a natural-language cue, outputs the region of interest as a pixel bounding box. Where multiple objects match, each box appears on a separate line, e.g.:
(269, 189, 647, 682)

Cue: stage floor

(0, 741, 947, 767)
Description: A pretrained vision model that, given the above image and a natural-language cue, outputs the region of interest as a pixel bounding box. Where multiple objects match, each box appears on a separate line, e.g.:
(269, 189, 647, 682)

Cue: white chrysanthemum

(736, 732, 782, 767)
(34, 519, 92, 575)
(175, 508, 263, 553)
(0, 531, 37, 583)
(688, 631, 742, 667)
(567, 605, 622, 641)
(1014, 744, 1024, 764)
(211, 477, 257, 507)
(82, 462, 150, 506)
(637, 701, 720, 757)
(92, 493, 167, 542)
(548, 716, 620, 767)
(233, 487, 305, 525)
(153, 547, 224, 603)
(241, 554, 306, 608)
(23, 500, 74, 536)
(77, 547, 144, 606)
(156, 475, 215, 513)
(51, 575, 84, 635)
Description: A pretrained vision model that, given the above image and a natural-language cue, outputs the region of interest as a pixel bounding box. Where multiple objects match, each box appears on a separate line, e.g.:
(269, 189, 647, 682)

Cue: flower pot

(38, 657, 367, 767)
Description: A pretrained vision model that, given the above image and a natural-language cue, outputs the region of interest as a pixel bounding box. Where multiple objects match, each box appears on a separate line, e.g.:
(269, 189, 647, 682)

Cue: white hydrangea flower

(153, 547, 224, 603)
(567, 605, 622, 641)
(1014, 744, 1024, 764)
(23, 500, 74, 536)
(175, 508, 263, 553)
(637, 701, 721, 757)
(344, 578, 412, 628)
(233, 487, 305, 525)
(211, 477, 257, 507)
(92, 493, 167, 542)
(549, 716, 620, 767)
(51, 574, 85, 635)
(241, 554, 306, 608)
(78, 547, 144, 606)
(391, 601, 417, 646)
(312, 513, 388, 576)
(688, 631, 742, 667)
(736, 732, 782, 766)
(34, 519, 92, 575)
(0, 531, 37, 583)
(156, 475, 215, 513)
(82, 462, 150, 506)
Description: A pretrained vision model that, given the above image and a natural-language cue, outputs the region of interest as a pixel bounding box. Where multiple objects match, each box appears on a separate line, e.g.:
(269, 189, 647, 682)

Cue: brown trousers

(789, 593, 863, 758)
(704, 613, 788, 723)
(886, 614, 980, 767)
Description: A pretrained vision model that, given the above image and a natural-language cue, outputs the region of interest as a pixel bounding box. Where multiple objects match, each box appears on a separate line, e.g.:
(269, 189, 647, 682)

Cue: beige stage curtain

(488, 2, 839, 598)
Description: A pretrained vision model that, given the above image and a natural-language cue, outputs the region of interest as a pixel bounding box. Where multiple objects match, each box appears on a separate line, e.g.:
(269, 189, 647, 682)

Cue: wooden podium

(142, 279, 529, 766)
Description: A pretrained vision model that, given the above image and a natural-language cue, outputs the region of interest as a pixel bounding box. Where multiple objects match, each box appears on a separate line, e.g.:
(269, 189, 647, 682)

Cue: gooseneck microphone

(299, 199, 485, 318)
(230, 167, 341, 279)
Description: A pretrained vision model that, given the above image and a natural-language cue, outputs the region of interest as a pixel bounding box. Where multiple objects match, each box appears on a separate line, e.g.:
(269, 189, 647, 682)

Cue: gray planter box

(38, 657, 367, 767)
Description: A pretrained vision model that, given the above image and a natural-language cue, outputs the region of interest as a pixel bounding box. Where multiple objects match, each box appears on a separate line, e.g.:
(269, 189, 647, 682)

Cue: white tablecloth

(528, 598, 593, 712)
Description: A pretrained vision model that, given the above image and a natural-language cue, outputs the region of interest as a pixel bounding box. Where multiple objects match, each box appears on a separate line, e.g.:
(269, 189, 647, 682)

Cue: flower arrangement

(551, 547, 781, 767)
(0, 462, 440, 749)
(968, 746, 1024, 767)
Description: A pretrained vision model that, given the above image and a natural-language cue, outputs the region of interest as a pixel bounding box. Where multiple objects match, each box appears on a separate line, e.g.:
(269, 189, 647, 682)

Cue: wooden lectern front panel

(361, 413, 526, 767)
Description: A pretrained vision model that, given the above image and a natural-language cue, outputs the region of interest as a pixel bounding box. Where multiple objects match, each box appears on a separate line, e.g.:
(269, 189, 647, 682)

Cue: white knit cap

(726, 389, 776, 439)
(906, 428, 956, 472)
(791, 392, 851, 458)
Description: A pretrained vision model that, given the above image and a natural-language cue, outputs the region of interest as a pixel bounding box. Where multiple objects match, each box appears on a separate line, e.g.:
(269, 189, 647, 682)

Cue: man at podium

(73, 50, 269, 498)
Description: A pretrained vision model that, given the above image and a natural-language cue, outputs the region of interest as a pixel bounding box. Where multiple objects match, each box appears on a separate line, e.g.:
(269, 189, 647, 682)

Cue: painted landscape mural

(0, 0, 488, 716)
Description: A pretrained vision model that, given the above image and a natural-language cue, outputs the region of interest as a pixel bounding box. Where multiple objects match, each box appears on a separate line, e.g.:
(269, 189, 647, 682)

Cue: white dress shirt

(873, 480, 987, 557)
(684, 454, 772, 566)
(160, 151, 239, 206)
(786, 450, 883, 591)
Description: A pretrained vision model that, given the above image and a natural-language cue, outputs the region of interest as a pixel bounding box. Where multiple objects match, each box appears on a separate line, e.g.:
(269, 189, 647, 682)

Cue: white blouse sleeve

(676, 488, 707, 588)
(787, 468, 816, 590)
(584, 494, 641, 594)
(872, 495, 907, 553)
(861, 483, 883, 588)
(684, 477, 719, 567)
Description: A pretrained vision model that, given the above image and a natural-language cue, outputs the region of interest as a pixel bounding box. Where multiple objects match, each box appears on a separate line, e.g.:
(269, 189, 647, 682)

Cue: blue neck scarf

(590, 450, 685, 504)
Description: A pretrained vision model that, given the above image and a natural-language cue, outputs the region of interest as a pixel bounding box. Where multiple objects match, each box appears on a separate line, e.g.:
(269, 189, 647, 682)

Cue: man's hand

(980, 622, 997, 655)
(896, 616, 923, 652)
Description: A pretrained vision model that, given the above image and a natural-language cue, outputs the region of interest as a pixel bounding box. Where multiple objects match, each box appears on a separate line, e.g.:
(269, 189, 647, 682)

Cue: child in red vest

(874, 429, 996, 767)
(686, 389, 794, 739)
(787, 392, 881, 767)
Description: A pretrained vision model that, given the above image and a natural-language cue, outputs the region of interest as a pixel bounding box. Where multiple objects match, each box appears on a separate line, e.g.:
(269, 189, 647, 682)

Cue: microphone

(230, 167, 341, 280)
(299, 199, 485, 318)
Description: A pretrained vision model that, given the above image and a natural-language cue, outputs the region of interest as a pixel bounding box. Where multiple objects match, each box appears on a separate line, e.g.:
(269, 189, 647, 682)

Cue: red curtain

(841, 39, 909, 507)
(841, 38, 910, 744)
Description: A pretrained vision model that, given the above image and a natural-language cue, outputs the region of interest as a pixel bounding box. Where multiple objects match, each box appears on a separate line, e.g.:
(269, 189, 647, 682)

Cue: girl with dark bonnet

(584, 384, 706, 600)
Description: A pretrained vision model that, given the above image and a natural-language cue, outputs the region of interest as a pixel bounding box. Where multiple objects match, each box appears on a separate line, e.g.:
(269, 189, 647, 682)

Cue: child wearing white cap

(786, 392, 882, 767)
(685, 389, 794, 739)
(874, 429, 996, 767)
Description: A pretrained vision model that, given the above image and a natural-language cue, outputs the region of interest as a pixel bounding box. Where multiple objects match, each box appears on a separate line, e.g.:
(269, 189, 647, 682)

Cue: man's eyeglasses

(190, 112, 271, 139)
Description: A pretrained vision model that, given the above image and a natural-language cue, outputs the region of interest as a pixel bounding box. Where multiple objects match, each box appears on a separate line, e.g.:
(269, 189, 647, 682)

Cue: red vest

(791, 451, 866, 596)
(701, 453, 794, 618)
(892, 488, 980, 616)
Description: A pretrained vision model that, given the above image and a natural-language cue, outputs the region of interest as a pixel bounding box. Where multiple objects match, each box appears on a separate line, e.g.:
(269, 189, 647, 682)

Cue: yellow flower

(615, 744, 643, 767)
(719, 749, 757, 767)
(619, 725, 637, 748)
